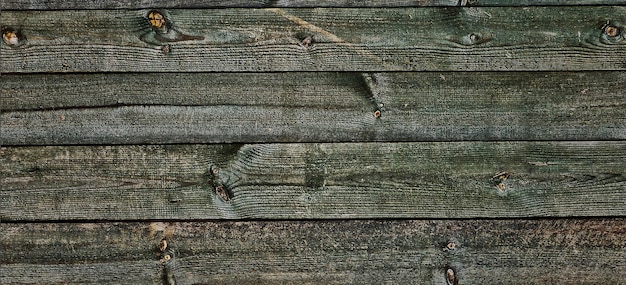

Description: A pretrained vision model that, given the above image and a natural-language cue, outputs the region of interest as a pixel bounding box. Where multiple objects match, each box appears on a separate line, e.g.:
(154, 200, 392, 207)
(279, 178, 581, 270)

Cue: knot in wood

(604, 25, 620, 38)
(493, 171, 511, 191)
(2, 28, 23, 47)
(210, 165, 220, 176)
(497, 182, 506, 191)
(446, 268, 458, 285)
(148, 10, 167, 30)
(463, 32, 491, 46)
(446, 242, 456, 250)
(159, 238, 168, 252)
(301, 36, 313, 48)
(373, 110, 382, 118)
(215, 184, 231, 201)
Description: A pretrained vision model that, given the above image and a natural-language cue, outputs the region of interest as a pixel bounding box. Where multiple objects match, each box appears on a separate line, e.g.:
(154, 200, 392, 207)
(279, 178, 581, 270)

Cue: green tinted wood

(2, 219, 625, 284)
(3, 72, 625, 145)
(2, 142, 625, 220)
(1, 7, 625, 72)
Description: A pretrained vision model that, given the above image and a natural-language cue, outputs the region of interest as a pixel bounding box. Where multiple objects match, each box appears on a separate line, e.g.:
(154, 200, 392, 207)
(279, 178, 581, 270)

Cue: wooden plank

(3, 71, 626, 145)
(2, 219, 625, 284)
(1, 7, 625, 72)
(2, 0, 624, 10)
(2, 142, 625, 221)
(0, 0, 457, 10)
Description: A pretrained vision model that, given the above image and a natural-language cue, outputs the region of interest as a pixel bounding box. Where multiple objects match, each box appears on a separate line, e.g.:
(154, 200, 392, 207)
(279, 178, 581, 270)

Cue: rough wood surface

(2, 7, 625, 72)
(2, 219, 625, 284)
(2, 142, 625, 221)
(3, 71, 625, 145)
(2, 0, 625, 9)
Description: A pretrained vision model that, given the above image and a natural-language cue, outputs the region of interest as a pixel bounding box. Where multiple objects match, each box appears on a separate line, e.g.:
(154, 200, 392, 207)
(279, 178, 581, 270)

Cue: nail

(373, 110, 381, 118)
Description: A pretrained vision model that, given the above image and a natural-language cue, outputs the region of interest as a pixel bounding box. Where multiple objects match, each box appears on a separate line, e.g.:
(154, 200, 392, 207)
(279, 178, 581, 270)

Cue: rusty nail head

(373, 110, 381, 118)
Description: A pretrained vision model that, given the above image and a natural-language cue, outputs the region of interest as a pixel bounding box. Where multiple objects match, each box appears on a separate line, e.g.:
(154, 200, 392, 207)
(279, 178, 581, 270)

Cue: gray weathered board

(1, 219, 625, 284)
(3, 72, 626, 145)
(3, 142, 625, 220)
(2, 2, 626, 285)
(2, 0, 626, 9)
(0, 219, 626, 285)
(1, 7, 625, 73)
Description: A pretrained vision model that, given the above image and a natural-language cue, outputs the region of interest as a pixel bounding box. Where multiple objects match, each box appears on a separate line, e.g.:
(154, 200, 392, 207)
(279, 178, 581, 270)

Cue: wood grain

(1, 7, 625, 72)
(2, 142, 625, 221)
(2, 0, 624, 10)
(2, 219, 625, 284)
(3, 71, 626, 145)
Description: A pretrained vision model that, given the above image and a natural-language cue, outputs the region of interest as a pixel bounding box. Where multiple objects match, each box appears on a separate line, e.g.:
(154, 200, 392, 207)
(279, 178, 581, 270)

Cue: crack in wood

(360, 73, 385, 118)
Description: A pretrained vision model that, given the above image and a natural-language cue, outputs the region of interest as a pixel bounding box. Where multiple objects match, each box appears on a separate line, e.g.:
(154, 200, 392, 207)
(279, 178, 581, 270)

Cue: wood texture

(3, 1, 625, 284)
(2, 219, 625, 284)
(3, 71, 626, 145)
(2, 142, 625, 221)
(2, 7, 625, 73)
(2, 0, 625, 9)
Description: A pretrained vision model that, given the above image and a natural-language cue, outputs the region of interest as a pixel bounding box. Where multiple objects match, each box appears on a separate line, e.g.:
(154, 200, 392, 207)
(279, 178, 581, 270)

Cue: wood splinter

(493, 171, 512, 181)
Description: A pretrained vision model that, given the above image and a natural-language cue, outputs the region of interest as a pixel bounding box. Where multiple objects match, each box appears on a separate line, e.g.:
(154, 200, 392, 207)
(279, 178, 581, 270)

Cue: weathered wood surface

(2, 219, 625, 284)
(3, 71, 625, 145)
(2, 7, 625, 73)
(2, 142, 625, 221)
(2, 0, 625, 9)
